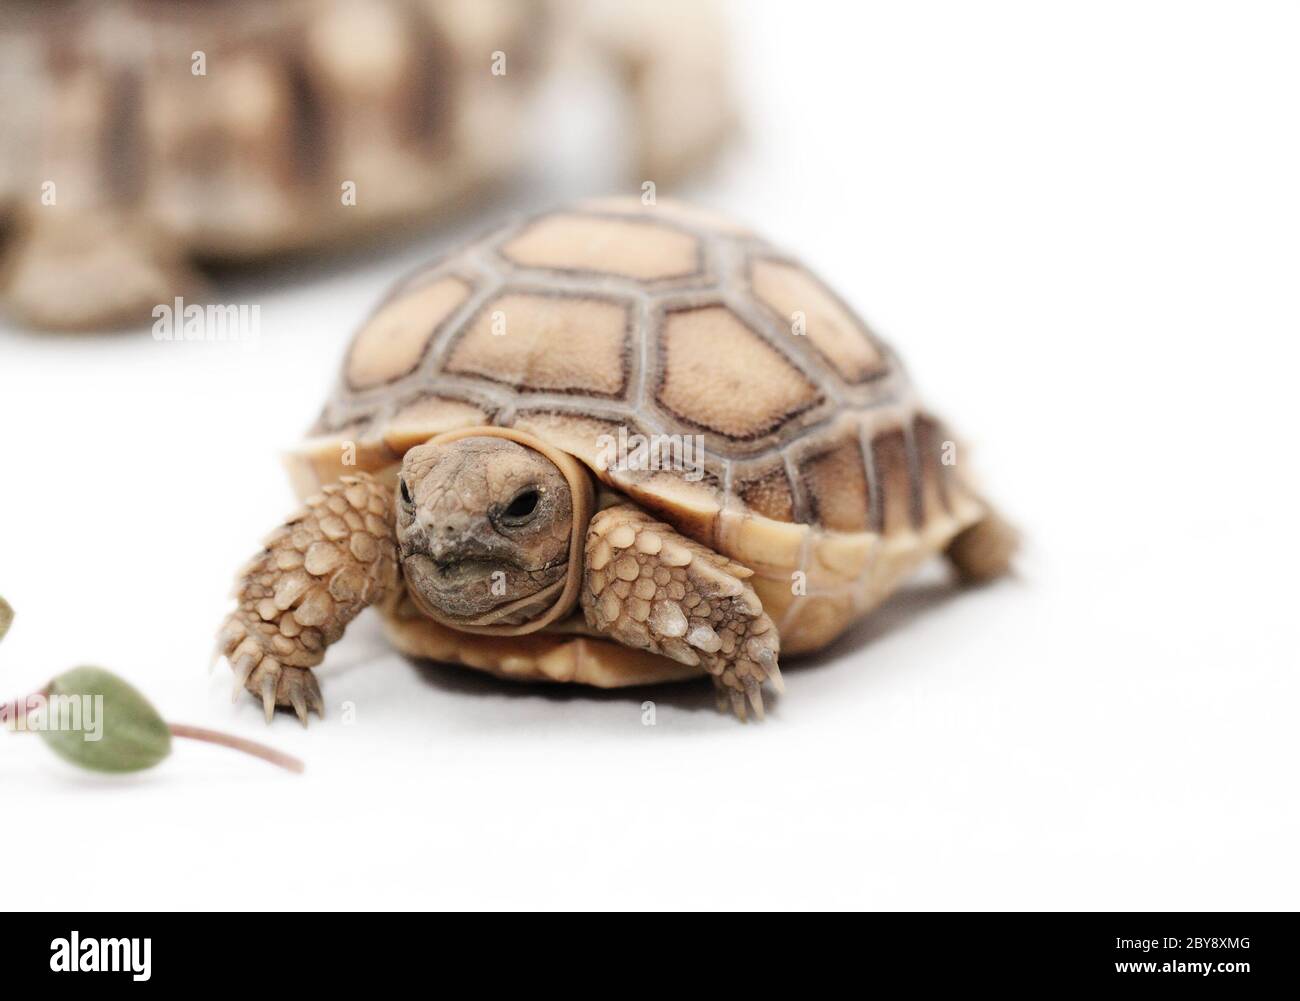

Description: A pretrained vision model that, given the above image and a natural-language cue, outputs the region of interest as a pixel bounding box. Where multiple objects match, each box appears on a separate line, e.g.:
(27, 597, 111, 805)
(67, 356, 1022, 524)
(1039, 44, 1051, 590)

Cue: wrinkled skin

(396, 437, 573, 621)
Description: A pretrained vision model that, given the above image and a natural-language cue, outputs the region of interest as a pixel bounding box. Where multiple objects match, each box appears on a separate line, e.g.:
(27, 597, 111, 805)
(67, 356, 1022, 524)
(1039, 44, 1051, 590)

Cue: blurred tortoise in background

(217, 198, 1018, 723)
(0, 0, 733, 330)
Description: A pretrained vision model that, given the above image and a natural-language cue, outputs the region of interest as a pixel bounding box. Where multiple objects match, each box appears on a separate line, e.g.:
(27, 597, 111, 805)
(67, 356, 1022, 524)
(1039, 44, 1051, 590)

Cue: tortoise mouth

(401, 552, 569, 623)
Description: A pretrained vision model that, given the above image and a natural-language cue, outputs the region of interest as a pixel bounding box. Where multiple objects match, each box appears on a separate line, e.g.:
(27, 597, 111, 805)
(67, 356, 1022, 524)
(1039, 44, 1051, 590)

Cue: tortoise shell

(291, 197, 989, 654)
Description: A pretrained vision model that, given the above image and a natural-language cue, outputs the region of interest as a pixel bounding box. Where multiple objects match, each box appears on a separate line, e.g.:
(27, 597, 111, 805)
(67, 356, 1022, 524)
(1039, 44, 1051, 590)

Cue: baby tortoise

(217, 198, 1017, 722)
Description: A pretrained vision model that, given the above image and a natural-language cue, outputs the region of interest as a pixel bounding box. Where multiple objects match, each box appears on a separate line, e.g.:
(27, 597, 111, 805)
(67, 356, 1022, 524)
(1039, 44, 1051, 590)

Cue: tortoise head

(396, 434, 584, 629)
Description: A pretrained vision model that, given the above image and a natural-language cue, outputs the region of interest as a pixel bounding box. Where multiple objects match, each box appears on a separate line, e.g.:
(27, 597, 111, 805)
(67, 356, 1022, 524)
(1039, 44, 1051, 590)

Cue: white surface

(2, 1, 1298, 910)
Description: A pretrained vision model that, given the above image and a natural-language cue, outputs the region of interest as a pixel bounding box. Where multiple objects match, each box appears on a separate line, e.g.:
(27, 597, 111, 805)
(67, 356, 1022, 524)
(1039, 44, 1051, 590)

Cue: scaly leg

(216, 474, 398, 725)
(581, 505, 782, 721)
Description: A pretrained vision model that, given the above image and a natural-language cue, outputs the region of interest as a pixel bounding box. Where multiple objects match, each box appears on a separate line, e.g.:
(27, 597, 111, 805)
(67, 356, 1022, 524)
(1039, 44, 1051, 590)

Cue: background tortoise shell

(290, 197, 990, 654)
(0, 0, 733, 329)
(0, 0, 542, 257)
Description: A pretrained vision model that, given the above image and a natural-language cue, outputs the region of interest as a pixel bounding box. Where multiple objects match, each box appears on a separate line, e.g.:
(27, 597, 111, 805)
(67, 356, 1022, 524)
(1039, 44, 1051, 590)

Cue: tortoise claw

(757, 650, 785, 694)
(236, 654, 324, 727)
(284, 668, 320, 727)
(290, 690, 309, 727)
(712, 670, 777, 724)
(305, 673, 325, 719)
(260, 674, 277, 724)
(230, 655, 256, 703)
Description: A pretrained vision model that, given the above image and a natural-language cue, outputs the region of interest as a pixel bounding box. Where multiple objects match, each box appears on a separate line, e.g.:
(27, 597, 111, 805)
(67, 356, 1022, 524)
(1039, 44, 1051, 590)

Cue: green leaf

(38, 667, 172, 773)
(0, 596, 12, 644)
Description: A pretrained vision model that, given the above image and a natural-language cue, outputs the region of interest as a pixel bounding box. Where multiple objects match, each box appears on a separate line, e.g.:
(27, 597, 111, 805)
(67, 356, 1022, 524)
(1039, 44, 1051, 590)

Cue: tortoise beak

(416, 511, 481, 566)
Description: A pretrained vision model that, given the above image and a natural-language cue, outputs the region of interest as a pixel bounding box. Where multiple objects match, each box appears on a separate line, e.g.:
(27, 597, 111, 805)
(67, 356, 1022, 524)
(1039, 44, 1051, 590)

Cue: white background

(1, 1, 1297, 910)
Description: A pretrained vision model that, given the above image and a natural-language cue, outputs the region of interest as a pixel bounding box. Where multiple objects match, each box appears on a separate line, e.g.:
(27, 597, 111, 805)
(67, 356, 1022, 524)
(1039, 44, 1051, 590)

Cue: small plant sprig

(0, 598, 302, 775)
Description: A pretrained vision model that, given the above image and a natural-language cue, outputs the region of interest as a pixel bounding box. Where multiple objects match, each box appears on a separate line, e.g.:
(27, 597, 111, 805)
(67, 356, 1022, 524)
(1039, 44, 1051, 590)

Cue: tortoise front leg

(581, 505, 783, 721)
(216, 474, 398, 725)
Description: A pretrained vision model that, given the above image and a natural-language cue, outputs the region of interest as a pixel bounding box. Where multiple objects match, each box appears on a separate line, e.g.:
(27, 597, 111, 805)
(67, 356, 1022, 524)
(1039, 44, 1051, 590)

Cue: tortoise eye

(498, 488, 540, 526)
(399, 479, 413, 506)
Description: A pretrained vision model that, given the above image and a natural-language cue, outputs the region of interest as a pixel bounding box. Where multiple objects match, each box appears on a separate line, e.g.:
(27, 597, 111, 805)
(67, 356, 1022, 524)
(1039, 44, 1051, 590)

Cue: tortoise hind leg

(945, 509, 1020, 585)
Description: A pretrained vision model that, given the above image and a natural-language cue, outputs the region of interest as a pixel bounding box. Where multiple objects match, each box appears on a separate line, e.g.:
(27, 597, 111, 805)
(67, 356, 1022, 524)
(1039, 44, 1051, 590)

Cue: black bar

(1, 912, 1291, 989)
